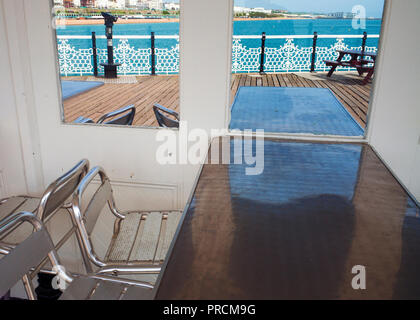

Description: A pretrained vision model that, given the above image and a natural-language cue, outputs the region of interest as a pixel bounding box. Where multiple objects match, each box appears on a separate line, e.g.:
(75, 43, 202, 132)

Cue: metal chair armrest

(74, 116, 94, 124)
(97, 105, 136, 124)
(153, 103, 180, 120)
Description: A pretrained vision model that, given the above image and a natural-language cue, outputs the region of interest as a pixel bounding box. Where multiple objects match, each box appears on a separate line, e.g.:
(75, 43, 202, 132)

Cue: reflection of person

(157, 141, 420, 299)
(158, 139, 361, 299)
(392, 204, 420, 299)
(228, 194, 355, 299)
(157, 137, 240, 299)
(338, 147, 409, 299)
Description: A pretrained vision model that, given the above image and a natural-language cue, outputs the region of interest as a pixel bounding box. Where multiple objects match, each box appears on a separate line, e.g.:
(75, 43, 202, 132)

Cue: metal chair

(74, 117, 94, 124)
(70, 166, 182, 277)
(0, 159, 89, 256)
(97, 105, 136, 126)
(0, 212, 153, 300)
(73, 105, 135, 126)
(153, 103, 179, 128)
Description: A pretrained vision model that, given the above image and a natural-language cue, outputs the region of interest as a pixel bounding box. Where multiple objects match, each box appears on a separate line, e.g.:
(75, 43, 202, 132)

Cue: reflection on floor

(156, 138, 420, 300)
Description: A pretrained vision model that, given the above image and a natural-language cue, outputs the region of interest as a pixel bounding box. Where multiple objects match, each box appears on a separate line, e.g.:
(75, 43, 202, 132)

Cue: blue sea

(57, 19, 382, 51)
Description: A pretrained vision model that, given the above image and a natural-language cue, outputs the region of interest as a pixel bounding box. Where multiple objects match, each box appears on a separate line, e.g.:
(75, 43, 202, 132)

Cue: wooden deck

(62, 75, 179, 127)
(62, 72, 371, 127)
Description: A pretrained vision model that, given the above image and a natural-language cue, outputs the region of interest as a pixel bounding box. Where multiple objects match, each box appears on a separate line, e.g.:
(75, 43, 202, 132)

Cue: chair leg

(363, 69, 374, 85)
(327, 66, 337, 77)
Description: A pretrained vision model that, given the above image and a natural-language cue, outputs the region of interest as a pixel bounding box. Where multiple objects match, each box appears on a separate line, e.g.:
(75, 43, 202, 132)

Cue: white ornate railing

(57, 34, 379, 76)
(57, 35, 179, 76)
(232, 34, 379, 73)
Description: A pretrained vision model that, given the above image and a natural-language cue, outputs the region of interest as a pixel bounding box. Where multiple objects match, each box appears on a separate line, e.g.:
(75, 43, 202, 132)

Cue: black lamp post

(100, 12, 120, 78)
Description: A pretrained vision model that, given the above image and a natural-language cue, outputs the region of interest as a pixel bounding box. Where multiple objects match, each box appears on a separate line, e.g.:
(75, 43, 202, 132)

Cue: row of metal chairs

(0, 159, 182, 300)
(74, 104, 180, 128)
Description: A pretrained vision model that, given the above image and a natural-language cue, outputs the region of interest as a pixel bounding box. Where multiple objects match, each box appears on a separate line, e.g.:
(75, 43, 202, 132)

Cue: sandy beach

(56, 16, 309, 26)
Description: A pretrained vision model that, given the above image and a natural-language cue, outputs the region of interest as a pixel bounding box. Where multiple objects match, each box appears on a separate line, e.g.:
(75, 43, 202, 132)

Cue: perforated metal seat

(71, 166, 182, 278)
(106, 210, 182, 264)
(0, 212, 153, 300)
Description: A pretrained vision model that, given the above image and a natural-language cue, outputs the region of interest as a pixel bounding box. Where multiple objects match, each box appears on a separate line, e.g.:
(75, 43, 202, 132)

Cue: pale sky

(235, 0, 385, 18)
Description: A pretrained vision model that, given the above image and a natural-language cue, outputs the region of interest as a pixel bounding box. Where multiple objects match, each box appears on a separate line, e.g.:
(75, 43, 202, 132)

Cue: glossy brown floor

(62, 72, 371, 127)
(155, 138, 420, 299)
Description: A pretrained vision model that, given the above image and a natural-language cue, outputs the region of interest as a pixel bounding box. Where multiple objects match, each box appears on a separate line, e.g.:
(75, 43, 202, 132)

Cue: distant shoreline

(56, 16, 381, 26)
(56, 18, 179, 26)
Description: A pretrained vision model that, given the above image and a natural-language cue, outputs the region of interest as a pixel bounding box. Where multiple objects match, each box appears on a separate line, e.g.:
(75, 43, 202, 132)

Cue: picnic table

(325, 49, 377, 85)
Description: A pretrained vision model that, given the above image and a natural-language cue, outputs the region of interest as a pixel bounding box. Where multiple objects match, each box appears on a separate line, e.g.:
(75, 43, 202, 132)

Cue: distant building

(95, 0, 109, 8)
(148, 0, 163, 10)
(328, 12, 356, 19)
(234, 6, 251, 14)
(106, 0, 125, 9)
(61, 0, 164, 10)
(63, 0, 73, 8)
(125, 0, 139, 8)
(137, 0, 149, 9)
(164, 2, 180, 11)
(251, 7, 272, 14)
(80, 0, 95, 7)
(63, 0, 81, 8)
(136, 0, 162, 10)
(234, 7, 273, 15)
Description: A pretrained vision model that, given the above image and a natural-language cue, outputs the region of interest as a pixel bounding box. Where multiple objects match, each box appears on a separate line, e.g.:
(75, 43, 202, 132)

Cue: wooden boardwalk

(63, 72, 371, 127)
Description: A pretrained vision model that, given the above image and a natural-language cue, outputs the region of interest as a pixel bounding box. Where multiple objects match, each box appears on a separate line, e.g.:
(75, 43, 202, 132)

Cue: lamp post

(100, 12, 120, 78)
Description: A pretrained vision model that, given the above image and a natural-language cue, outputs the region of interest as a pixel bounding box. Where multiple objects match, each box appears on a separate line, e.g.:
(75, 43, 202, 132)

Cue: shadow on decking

(61, 72, 371, 128)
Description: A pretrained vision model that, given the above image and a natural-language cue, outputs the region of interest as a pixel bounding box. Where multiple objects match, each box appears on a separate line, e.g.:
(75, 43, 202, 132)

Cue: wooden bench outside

(324, 50, 377, 84)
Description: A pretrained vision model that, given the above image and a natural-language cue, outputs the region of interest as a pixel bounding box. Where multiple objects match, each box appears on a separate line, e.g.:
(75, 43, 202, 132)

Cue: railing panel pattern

(58, 40, 93, 76)
(264, 39, 313, 73)
(57, 35, 379, 76)
(155, 42, 180, 74)
(233, 37, 378, 73)
(232, 39, 261, 73)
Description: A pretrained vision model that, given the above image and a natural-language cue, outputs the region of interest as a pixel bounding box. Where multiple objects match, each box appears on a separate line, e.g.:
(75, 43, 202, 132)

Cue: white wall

(180, 0, 233, 132)
(367, 0, 420, 202)
(0, 0, 233, 208)
(0, 0, 35, 197)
